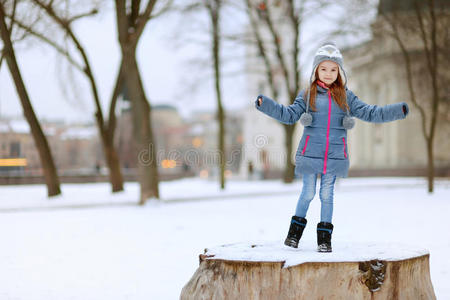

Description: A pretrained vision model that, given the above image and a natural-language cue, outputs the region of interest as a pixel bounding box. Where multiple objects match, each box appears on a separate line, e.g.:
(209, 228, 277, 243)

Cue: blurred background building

(343, 0, 450, 176)
(241, 0, 450, 179)
(0, 118, 40, 174)
(0, 101, 244, 183)
(114, 96, 244, 180)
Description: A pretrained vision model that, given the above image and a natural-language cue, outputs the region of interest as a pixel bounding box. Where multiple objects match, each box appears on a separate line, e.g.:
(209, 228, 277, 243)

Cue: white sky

(0, 2, 376, 123)
(1, 7, 204, 122)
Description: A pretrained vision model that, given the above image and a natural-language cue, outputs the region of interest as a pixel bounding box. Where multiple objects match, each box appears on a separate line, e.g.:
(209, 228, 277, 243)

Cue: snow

(0, 119, 30, 134)
(60, 127, 98, 140)
(0, 123, 9, 133)
(0, 177, 449, 299)
(204, 241, 430, 268)
(9, 119, 30, 133)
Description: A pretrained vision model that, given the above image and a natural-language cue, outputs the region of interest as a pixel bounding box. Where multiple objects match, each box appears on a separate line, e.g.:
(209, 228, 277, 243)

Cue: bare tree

(176, 0, 247, 189)
(319, 0, 378, 48)
(115, 0, 172, 204)
(206, 0, 226, 189)
(245, 0, 305, 183)
(36, 0, 125, 192)
(381, 0, 450, 192)
(188, 0, 226, 189)
(0, 1, 61, 197)
(5, 0, 125, 193)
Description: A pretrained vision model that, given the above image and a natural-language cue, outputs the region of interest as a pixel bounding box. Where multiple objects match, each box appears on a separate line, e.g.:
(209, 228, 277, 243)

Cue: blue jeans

(295, 173, 337, 223)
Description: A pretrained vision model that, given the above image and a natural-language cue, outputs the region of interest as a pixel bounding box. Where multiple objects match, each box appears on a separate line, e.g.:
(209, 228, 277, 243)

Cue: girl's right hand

(257, 96, 262, 106)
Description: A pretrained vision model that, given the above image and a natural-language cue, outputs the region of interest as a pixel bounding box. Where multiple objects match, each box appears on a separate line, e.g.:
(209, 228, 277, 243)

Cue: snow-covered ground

(0, 177, 449, 299)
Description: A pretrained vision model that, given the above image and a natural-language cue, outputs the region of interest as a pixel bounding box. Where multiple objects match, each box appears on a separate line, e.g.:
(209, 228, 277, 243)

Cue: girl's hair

(304, 68, 348, 112)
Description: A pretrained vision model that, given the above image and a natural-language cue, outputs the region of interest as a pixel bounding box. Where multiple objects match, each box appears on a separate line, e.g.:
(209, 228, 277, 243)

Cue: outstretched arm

(255, 92, 306, 125)
(347, 90, 409, 123)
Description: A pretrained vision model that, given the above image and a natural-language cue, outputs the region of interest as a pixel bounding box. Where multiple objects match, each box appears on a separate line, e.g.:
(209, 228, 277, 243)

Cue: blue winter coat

(255, 85, 409, 177)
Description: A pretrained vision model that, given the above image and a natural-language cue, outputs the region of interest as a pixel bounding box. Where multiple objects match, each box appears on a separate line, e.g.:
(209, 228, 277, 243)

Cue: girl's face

(317, 61, 339, 86)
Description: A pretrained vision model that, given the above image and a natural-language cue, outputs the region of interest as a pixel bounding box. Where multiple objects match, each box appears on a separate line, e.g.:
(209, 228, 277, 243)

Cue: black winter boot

(284, 216, 307, 248)
(317, 222, 333, 252)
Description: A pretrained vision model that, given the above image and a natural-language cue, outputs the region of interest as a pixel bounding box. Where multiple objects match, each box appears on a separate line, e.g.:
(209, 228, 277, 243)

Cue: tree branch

(67, 8, 99, 25)
(133, 0, 157, 41)
(260, 1, 292, 100)
(286, 0, 301, 98)
(107, 61, 125, 141)
(5, 16, 84, 72)
(425, 0, 440, 149)
(245, 0, 278, 99)
(382, 11, 429, 140)
(31, 0, 105, 129)
(149, 0, 173, 19)
(115, 0, 128, 45)
(0, 51, 4, 69)
(414, 1, 434, 78)
(131, 0, 141, 25)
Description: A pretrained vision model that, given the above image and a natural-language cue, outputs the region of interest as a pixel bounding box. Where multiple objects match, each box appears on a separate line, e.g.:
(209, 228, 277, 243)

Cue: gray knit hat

(300, 42, 355, 129)
(309, 41, 347, 86)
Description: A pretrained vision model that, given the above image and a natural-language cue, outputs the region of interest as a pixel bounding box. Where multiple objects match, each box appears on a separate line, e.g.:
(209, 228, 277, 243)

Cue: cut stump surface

(181, 241, 435, 300)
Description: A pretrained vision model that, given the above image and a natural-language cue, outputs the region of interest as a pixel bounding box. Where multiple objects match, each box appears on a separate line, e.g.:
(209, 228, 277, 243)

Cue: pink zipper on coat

(302, 135, 310, 155)
(343, 137, 347, 158)
(323, 90, 332, 174)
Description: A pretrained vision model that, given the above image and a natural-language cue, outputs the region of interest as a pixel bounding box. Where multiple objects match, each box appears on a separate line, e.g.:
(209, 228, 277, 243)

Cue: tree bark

(0, 3, 61, 197)
(105, 63, 126, 192)
(208, 0, 226, 189)
(114, 0, 161, 204)
(282, 125, 295, 183)
(123, 51, 160, 204)
(101, 132, 124, 192)
(181, 253, 436, 300)
(426, 138, 434, 192)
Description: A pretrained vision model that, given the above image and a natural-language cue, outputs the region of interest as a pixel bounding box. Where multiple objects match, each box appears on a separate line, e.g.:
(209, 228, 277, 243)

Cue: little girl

(255, 42, 409, 252)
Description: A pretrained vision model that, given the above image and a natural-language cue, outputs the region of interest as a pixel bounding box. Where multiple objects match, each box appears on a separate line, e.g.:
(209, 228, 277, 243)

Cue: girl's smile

(317, 61, 339, 85)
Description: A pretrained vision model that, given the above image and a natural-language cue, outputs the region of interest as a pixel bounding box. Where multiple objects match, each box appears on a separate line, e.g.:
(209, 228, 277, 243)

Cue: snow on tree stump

(181, 241, 436, 300)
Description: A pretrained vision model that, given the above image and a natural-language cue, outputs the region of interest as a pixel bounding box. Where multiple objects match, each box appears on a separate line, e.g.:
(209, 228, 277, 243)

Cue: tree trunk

(426, 138, 434, 193)
(79, 40, 124, 194)
(181, 244, 436, 300)
(0, 4, 61, 197)
(102, 62, 125, 193)
(217, 105, 225, 189)
(114, 0, 161, 204)
(210, 1, 226, 189)
(283, 125, 295, 183)
(122, 51, 160, 204)
(102, 134, 124, 192)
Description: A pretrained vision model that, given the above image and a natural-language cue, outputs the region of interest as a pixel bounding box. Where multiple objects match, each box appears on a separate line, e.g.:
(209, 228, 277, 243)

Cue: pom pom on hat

(342, 115, 355, 129)
(300, 112, 313, 126)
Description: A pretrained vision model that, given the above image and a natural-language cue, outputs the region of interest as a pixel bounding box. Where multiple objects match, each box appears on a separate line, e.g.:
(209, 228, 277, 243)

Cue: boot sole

(284, 239, 299, 248)
(317, 244, 332, 252)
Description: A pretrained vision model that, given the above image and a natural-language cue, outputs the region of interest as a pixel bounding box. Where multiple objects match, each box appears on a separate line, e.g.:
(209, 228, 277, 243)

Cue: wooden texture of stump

(180, 243, 436, 300)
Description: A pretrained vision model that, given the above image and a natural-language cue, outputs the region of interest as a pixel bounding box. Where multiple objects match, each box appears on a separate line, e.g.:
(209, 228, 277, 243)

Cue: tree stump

(180, 241, 435, 300)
